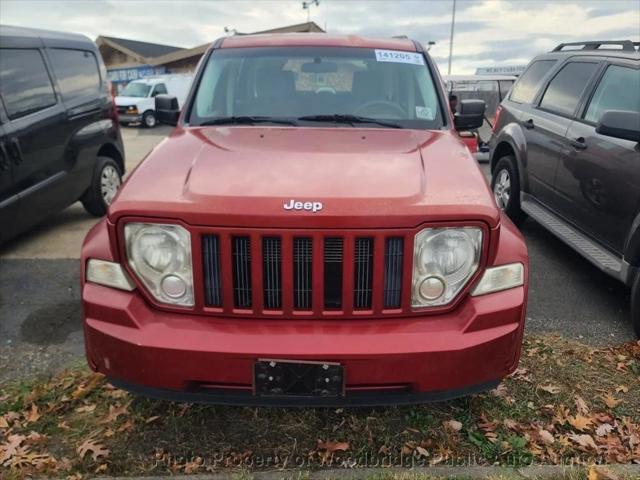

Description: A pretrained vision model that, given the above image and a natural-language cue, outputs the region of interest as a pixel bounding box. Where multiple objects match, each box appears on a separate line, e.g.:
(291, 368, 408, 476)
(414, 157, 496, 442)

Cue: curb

(99, 464, 640, 480)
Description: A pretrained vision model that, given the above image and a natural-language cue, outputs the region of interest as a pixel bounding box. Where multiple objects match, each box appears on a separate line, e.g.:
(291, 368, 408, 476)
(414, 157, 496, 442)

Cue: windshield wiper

(297, 114, 403, 129)
(198, 116, 298, 126)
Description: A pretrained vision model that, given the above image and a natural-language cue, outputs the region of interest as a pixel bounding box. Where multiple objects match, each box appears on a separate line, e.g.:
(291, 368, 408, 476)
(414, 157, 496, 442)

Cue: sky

(1, 0, 639, 74)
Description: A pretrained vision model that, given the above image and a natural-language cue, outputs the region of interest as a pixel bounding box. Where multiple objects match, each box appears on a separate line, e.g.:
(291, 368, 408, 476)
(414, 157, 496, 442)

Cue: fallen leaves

(539, 384, 561, 394)
(602, 393, 621, 409)
(25, 404, 40, 424)
(316, 440, 349, 453)
(568, 414, 594, 432)
(77, 438, 110, 462)
(443, 419, 463, 432)
(569, 433, 598, 451)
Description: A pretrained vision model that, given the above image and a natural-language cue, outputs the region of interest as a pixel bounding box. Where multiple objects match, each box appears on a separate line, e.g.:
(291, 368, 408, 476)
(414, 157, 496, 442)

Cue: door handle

(0, 143, 10, 171)
(7, 138, 23, 165)
(524, 118, 534, 130)
(570, 137, 587, 150)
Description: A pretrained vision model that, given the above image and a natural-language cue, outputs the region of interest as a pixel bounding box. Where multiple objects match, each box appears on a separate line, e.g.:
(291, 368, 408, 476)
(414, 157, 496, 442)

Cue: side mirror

(596, 110, 640, 143)
(454, 99, 485, 131)
(155, 94, 180, 126)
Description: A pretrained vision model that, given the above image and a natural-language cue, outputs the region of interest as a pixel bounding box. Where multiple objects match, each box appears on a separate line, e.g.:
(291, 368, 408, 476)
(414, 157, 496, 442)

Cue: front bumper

(83, 282, 525, 406)
(82, 215, 528, 406)
(118, 113, 142, 123)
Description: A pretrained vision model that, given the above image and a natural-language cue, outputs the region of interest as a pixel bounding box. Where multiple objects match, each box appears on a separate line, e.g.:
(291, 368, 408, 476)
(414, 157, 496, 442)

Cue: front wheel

(632, 272, 640, 339)
(491, 155, 527, 225)
(81, 156, 122, 217)
(142, 110, 157, 128)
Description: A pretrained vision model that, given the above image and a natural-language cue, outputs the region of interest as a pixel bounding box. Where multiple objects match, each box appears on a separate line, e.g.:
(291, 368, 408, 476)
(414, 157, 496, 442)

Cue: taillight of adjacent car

(492, 105, 503, 133)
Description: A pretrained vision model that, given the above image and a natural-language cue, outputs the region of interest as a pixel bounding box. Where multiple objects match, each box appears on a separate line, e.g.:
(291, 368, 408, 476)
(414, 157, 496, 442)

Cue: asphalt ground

(0, 126, 634, 384)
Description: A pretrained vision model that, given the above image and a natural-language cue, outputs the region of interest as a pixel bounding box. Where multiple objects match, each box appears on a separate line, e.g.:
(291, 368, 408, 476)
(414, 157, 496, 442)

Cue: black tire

(632, 271, 640, 339)
(142, 110, 157, 128)
(81, 156, 122, 217)
(491, 155, 527, 225)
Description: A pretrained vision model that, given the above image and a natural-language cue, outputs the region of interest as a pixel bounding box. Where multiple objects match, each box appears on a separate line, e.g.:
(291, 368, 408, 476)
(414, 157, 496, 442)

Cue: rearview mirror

(454, 99, 485, 131)
(155, 94, 180, 126)
(596, 110, 640, 143)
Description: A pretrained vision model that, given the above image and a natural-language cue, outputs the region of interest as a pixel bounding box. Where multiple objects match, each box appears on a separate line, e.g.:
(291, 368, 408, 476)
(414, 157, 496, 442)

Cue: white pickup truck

(115, 75, 193, 127)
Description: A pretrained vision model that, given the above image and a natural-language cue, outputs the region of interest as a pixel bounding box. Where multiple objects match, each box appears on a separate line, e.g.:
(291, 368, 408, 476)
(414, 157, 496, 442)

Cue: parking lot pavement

(0, 137, 634, 384)
(0, 125, 173, 260)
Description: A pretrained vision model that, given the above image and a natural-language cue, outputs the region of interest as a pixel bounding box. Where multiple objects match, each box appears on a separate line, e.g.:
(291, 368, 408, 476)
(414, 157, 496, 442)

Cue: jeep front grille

(200, 230, 409, 317)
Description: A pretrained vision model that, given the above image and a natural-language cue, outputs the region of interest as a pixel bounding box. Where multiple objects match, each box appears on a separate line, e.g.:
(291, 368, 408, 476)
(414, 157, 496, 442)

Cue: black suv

(490, 40, 640, 336)
(0, 25, 125, 244)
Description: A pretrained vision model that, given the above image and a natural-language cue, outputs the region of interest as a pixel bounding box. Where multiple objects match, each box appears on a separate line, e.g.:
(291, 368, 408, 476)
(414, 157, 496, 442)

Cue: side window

(584, 65, 640, 123)
(47, 49, 101, 101)
(152, 83, 168, 96)
(498, 80, 514, 100)
(510, 60, 556, 104)
(539, 62, 600, 117)
(0, 48, 56, 119)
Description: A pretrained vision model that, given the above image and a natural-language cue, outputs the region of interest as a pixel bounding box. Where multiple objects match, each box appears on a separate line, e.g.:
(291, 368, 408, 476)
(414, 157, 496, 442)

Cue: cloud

(1, 0, 638, 74)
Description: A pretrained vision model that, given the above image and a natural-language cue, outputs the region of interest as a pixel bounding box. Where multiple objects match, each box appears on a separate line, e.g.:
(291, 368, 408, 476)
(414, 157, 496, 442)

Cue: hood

(111, 126, 499, 229)
(115, 96, 147, 106)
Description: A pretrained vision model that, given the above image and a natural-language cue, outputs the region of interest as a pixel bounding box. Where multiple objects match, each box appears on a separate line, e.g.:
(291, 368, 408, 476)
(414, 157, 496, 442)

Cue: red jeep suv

(81, 34, 529, 406)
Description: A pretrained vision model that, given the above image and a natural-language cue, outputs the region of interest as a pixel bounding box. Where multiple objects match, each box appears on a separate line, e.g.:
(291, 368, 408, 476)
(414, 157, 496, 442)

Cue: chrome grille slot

(323, 237, 343, 309)
(293, 237, 313, 310)
(262, 237, 282, 310)
(383, 237, 403, 308)
(232, 236, 252, 308)
(202, 235, 222, 307)
(353, 237, 373, 309)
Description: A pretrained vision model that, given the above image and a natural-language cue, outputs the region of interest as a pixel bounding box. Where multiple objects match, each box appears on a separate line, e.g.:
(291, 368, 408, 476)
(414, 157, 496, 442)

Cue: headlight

(412, 227, 482, 307)
(125, 223, 194, 306)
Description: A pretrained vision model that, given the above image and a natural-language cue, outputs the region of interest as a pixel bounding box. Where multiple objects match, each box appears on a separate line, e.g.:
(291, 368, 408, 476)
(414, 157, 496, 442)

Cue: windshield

(120, 82, 151, 98)
(189, 46, 444, 129)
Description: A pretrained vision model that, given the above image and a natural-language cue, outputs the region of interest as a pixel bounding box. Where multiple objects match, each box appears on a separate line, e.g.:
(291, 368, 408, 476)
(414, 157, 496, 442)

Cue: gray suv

(489, 41, 640, 337)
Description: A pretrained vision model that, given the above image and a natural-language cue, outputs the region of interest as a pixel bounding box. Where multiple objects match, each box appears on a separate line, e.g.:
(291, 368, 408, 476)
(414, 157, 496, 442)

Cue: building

(96, 36, 184, 90)
(98, 22, 325, 90)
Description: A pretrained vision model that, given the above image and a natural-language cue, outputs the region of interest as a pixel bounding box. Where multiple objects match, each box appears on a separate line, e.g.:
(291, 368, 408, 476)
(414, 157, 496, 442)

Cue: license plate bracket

(254, 359, 344, 398)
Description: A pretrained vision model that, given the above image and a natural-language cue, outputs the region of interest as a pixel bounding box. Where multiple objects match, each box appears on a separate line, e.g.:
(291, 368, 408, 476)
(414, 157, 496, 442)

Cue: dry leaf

(415, 446, 429, 458)
(539, 384, 561, 394)
(588, 464, 621, 480)
(77, 438, 110, 461)
(317, 440, 349, 452)
(602, 393, 621, 409)
(539, 429, 555, 445)
(75, 404, 96, 414)
(568, 414, 593, 431)
(615, 385, 629, 394)
(575, 395, 590, 415)
(0, 416, 8, 429)
(444, 420, 463, 431)
(596, 423, 614, 437)
(569, 433, 598, 450)
(145, 416, 160, 424)
(25, 404, 40, 424)
(99, 402, 130, 424)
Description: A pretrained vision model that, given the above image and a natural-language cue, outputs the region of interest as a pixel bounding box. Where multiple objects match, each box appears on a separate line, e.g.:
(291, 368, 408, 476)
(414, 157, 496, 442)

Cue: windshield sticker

(415, 106, 434, 120)
(375, 49, 425, 65)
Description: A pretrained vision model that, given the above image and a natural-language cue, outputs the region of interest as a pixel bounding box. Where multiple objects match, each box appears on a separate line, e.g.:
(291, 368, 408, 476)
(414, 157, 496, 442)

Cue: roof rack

(552, 40, 636, 52)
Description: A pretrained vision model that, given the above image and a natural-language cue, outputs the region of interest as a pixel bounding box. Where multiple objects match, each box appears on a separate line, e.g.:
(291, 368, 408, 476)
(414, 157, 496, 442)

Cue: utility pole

(447, 0, 456, 75)
(302, 0, 319, 22)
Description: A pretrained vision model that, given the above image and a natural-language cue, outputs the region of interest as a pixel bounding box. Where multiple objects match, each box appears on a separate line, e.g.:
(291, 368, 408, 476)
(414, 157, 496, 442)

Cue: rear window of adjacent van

(48, 49, 101, 101)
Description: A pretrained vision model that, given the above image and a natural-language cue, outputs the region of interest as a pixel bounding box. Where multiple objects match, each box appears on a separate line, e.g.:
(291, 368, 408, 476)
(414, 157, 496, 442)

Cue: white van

(115, 74, 193, 127)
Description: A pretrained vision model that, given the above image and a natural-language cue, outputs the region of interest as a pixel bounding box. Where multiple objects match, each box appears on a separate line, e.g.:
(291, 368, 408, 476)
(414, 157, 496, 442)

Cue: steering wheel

(315, 86, 336, 94)
(354, 100, 406, 118)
